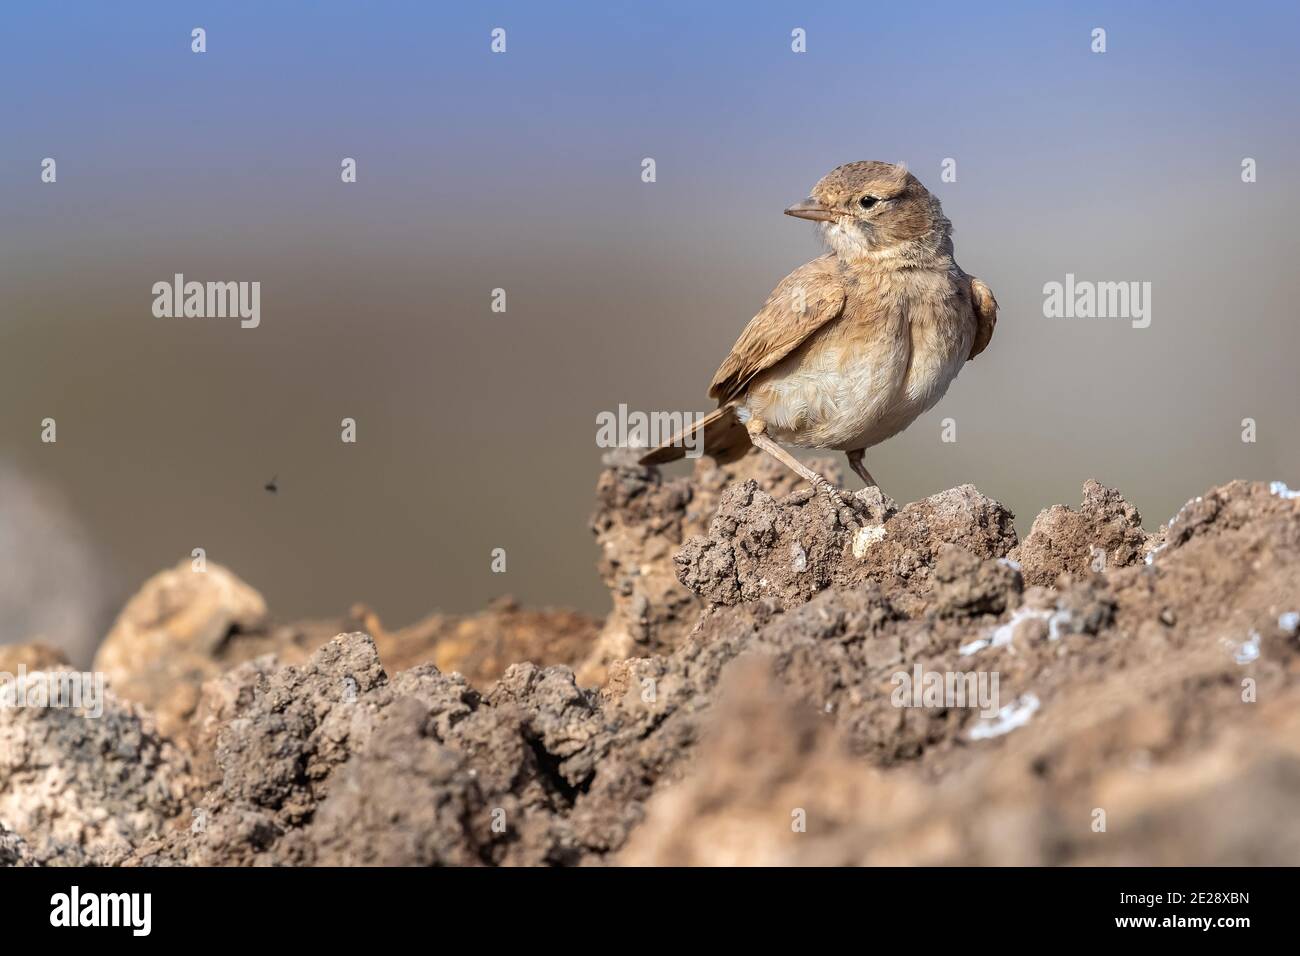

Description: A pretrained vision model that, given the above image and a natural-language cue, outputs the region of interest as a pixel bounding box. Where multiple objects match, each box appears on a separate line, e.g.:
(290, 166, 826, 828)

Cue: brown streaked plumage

(641, 161, 997, 513)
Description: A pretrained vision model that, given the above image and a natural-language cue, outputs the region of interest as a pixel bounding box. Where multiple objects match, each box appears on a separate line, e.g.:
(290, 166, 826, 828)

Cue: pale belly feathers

(740, 275, 975, 451)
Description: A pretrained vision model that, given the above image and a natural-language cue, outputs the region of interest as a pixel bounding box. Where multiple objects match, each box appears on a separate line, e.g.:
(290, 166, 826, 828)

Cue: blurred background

(2, 1, 1297, 662)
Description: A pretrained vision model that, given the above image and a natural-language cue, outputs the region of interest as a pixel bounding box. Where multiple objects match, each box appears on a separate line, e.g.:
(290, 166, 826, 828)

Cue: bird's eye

(859, 195, 880, 210)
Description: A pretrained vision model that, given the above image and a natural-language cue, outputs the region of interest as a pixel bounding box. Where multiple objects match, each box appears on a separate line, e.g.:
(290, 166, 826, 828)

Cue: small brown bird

(640, 161, 997, 511)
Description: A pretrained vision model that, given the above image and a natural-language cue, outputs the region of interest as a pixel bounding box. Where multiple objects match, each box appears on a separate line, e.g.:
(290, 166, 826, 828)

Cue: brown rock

(617, 477, 1300, 865)
(92, 559, 268, 737)
(0, 822, 36, 867)
(675, 479, 1018, 618)
(0, 642, 70, 673)
(0, 681, 194, 864)
(91, 556, 602, 746)
(1014, 479, 1152, 587)
(362, 595, 599, 690)
(929, 545, 1023, 620)
(10, 474, 1300, 868)
(576, 448, 844, 683)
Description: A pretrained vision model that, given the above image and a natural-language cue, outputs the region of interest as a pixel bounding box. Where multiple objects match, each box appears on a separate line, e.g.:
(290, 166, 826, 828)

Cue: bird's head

(785, 161, 950, 262)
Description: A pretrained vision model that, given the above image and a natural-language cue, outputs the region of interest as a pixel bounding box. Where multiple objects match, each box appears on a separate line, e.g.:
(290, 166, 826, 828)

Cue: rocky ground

(2, 453, 1298, 866)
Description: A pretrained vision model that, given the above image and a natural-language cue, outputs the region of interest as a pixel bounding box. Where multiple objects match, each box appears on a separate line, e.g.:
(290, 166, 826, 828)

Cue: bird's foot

(810, 475, 863, 526)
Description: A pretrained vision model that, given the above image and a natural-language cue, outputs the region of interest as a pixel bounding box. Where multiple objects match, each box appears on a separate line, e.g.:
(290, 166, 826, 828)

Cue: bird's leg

(846, 448, 878, 489)
(745, 419, 849, 514)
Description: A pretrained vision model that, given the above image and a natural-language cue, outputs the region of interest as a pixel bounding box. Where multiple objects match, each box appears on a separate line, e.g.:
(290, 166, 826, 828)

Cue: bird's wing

(709, 255, 846, 404)
(967, 276, 998, 360)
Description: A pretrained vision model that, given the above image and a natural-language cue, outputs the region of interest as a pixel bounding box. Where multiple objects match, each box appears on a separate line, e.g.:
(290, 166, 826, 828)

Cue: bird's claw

(812, 479, 864, 527)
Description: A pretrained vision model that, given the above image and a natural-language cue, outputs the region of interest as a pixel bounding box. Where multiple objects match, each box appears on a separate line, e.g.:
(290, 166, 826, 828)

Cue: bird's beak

(784, 197, 838, 222)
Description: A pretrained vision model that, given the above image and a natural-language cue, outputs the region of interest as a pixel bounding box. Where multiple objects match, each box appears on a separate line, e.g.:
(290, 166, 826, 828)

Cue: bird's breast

(744, 269, 974, 450)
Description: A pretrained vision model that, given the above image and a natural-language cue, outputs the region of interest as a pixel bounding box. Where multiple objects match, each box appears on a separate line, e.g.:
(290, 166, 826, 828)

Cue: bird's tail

(638, 406, 751, 466)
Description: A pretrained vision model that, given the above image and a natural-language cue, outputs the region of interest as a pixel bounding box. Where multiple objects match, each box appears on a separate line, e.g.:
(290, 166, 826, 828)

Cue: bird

(639, 160, 997, 513)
